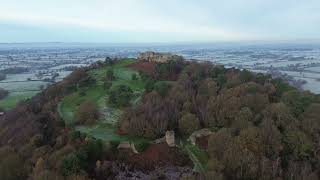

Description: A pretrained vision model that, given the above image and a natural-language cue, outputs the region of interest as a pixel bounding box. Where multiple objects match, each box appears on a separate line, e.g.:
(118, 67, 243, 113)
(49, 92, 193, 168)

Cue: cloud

(0, 0, 318, 42)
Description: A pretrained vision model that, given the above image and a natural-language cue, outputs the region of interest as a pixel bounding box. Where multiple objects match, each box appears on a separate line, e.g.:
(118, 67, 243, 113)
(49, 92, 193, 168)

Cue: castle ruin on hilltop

(137, 51, 183, 63)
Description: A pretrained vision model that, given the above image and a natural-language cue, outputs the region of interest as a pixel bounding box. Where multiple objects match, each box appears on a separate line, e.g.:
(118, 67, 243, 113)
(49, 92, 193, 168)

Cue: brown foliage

(75, 101, 99, 125)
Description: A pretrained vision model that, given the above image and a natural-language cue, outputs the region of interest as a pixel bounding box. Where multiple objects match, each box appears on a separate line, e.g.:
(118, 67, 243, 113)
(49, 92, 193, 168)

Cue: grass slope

(0, 91, 39, 110)
(58, 59, 148, 146)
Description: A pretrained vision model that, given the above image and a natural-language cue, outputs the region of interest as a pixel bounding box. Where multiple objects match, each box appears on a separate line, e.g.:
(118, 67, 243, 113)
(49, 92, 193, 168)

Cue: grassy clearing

(0, 91, 39, 110)
(58, 59, 148, 145)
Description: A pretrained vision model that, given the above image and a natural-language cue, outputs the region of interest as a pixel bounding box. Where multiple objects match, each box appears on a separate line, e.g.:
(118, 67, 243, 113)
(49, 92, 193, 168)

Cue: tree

(263, 103, 295, 132)
(105, 57, 114, 65)
(103, 80, 112, 90)
(0, 88, 8, 100)
(178, 112, 200, 135)
(131, 73, 138, 80)
(260, 118, 282, 158)
(301, 103, 320, 138)
(144, 79, 155, 93)
(231, 107, 253, 132)
(216, 74, 226, 87)
(59, 153, 82, 176)
(239, 69, 253, 83)
(75, 101, 99, 125)
(106, 69, 115, 81)
(0, 73, 6, 81)
(108, 85, 133, 107)
(271, 78, 294, 97)
(283, 129, 313, 160)
(154, 81, 171, 97)
(0, 147, 27, 180)
(282, 90, 314, 117)
(208, 129, 232, 159)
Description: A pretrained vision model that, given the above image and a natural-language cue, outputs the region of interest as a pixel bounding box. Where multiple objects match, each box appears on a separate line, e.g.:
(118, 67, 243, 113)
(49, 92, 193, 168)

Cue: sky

(0, 0, 319, 43)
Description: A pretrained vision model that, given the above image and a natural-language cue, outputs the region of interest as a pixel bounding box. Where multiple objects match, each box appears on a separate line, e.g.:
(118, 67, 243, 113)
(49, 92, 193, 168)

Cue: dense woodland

(120, 59, 320, 179)
(0, 56, 320, 180)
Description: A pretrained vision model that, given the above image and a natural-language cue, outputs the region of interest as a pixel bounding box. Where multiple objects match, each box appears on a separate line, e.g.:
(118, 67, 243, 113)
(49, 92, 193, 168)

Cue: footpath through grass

(58, 59, 148, 147)
(181, 142, 209, 174)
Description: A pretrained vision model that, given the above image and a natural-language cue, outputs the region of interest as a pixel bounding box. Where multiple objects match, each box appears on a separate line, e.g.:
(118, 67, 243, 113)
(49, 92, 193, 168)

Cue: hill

(0, 53, 320, 179)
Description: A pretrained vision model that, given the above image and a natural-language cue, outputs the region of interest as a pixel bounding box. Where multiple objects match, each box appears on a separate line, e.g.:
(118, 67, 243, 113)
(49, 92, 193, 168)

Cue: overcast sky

(0, 0, 319, 43)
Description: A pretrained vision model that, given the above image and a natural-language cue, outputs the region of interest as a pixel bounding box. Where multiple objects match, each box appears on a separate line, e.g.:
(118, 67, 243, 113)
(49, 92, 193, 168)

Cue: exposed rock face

(165, 131, 175, 147)
(188, 129, 212, 146)
(138, 51, 183, 63)
(117, 141, 139, 154)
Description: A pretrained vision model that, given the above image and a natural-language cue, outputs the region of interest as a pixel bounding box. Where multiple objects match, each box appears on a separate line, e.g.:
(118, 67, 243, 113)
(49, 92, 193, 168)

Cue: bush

(108, 85, 133, 107)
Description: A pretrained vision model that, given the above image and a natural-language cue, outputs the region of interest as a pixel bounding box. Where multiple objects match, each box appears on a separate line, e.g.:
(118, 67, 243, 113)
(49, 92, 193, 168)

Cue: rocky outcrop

(138, 51, 183, 63)
(188, 129, 212, 146)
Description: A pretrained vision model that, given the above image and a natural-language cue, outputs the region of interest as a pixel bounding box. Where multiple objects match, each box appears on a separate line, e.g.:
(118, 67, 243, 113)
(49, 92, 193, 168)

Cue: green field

(0, 91, 39, 110)
(58, 59, 147, 145)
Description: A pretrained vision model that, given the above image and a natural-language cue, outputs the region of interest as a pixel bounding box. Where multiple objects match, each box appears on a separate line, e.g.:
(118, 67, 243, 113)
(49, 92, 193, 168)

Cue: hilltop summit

(137, 51, 183, 63)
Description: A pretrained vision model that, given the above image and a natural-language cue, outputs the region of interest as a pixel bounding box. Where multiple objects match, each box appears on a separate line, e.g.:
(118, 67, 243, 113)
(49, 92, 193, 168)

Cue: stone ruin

(137, 51, 183, 63)
(188, 128, 212, 145)
(153, 130, 176, 147)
